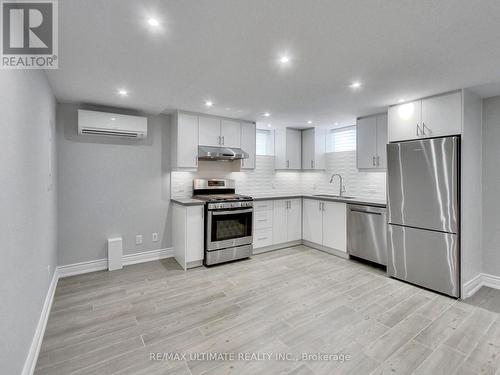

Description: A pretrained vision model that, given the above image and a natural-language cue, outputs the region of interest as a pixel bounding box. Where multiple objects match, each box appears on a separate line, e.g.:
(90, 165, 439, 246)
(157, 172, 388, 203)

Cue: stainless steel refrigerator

(387, 136, 460, 297)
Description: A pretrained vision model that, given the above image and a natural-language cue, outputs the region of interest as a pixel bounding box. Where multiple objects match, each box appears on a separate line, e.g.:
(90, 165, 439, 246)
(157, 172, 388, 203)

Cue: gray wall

(0, 71, 57, 374)
(56, 104, 172, 266)
(482, 95, 500, 277)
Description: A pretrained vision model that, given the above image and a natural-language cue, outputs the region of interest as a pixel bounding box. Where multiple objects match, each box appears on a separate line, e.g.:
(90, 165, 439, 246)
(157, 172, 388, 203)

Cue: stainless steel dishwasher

(347, 204, 387, 266)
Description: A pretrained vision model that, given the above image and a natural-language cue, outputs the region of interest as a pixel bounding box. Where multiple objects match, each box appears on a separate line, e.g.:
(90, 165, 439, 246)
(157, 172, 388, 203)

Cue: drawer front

(254, 210, 273, 229)
(254, 201, 273, 212)
(254, 228, 273, 248)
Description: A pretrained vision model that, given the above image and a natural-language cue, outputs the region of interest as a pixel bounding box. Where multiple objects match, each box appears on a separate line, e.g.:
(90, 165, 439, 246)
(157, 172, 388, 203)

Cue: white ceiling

(47, 0, 500, 128)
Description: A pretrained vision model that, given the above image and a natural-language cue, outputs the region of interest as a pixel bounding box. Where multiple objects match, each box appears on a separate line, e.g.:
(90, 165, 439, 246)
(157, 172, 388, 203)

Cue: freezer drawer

(387, 224, 460, 297)
(387, 137, 459, 233)
(347, 205, 387, 265)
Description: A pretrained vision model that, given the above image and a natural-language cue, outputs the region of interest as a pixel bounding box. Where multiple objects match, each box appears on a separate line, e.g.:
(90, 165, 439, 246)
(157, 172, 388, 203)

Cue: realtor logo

(1, 0, 58, 69)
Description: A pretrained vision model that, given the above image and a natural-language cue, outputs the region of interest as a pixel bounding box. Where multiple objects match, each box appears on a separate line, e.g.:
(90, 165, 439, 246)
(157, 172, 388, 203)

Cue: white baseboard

(463, 273, 484, 298)
(22, 247, 174, 374)
(58, 247, 174, 279)
(57, 258, 108, 278)
(123, 247, 174, 266)
(253, 240, 302, 255)
(463, 272, 500, 298)
(482, 273, 500, 290)
(22, 269, 59, 375)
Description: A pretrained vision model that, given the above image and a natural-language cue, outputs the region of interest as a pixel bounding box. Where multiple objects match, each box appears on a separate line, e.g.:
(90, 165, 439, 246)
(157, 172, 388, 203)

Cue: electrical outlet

(152, 232, 159, 242)
(136, 234, 143, 245)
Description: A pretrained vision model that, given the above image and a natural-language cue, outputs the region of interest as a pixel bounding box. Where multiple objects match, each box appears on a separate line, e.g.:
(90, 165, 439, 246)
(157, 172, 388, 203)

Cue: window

(328, 126, 356, 152)
(256, 129, 273, 155)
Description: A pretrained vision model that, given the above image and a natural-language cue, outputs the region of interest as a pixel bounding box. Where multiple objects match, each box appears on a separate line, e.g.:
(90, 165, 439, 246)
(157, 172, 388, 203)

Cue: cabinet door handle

(422, 122, 429, 136)
(222, 136, 225, 145)
(195, 155, 198, 166)
(286, 160, 289, 168)
(257, 219, 267, 222)
(416, 124, 421, 137)
(376, 156, 380, 166)
(257, 237, 268, 241)
(311, 160, 314, 168)
(319, 202, 322, 211)
(372, 156, 376, 166)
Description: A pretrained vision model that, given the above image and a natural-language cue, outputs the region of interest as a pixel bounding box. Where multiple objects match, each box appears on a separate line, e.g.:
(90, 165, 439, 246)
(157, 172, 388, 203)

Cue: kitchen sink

(313, 194, 357, 199)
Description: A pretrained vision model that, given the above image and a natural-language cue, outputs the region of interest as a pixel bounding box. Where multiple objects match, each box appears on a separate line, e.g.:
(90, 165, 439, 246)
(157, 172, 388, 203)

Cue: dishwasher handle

(348, 204, 386, 216)
(350, 208, 382, 215)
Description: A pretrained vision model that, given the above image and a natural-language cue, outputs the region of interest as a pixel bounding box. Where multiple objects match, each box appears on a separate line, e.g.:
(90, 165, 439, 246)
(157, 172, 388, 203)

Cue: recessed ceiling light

(350, 81, 362, 89)
(267, 123, 272, 127)
(334, 122, 339, 126)
(147, 18, 160, 27)
(111, 117, 116, 121)
(279, 55, 291, 65)
(118, 89, 128, 97)
(263, 112, 271, 117)
(205, 100, 213, 107)
(398, 98, 405, 103)
(307, 120, 312, 124)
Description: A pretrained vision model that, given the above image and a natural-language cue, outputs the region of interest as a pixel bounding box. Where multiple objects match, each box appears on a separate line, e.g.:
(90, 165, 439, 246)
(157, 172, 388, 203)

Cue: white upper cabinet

(240, 122, 256, 169)
(220, 120, 241, 148)
(357, 116, 378, 169)
(388, 91, 462, 142)
(172, 112, 199, 169)
(275, 128, 302, 169)
(302, 128, 326, 170)
(357, 113, 388, 169)
(421, 92, 462, 138)
(376, 114, 388, 169)
(388, 100, 422, 142)
(198, 116, 242, 147)
(198, 116, 221, 147)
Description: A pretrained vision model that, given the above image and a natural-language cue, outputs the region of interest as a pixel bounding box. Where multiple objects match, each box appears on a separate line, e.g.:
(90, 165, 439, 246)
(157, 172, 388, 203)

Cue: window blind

(329, 126, 356, 152)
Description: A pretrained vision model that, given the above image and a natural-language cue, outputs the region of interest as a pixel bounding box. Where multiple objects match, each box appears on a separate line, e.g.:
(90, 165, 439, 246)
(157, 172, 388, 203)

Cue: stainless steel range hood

(198, 146, 249, 161)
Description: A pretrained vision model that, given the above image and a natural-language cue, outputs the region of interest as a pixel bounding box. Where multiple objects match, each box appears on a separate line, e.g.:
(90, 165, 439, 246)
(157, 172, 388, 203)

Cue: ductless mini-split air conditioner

(78, 109, 147, 138)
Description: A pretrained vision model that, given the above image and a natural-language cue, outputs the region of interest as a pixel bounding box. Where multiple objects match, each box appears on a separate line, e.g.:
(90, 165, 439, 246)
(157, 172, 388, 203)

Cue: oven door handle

(210, 208, 254, 216)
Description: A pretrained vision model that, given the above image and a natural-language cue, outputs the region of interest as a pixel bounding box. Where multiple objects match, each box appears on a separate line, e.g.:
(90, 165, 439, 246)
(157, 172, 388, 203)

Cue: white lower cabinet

(272, 199, 302, 244)
(173, 203, 204, 270)
(303, 198, 323, 243)
(253, 198, 302, 250)
(254, 228, 273, 248)
(322, 201, 347, 252)
(303, 198, 347, 253)
(253, 202, 274, 249)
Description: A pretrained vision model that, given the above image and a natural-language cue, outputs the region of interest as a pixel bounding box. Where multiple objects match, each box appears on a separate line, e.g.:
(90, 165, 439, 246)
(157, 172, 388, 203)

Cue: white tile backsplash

(171, 152, 386, 201)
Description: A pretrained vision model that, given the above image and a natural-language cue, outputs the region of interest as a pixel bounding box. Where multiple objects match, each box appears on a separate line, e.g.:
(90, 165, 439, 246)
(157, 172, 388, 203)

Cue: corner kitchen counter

(253, 194, 386, 208)
(171, 198, 205, 206)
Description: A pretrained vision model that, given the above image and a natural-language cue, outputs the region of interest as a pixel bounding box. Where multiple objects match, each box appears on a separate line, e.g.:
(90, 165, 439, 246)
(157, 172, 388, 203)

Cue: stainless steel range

(193, 179, 253, 266)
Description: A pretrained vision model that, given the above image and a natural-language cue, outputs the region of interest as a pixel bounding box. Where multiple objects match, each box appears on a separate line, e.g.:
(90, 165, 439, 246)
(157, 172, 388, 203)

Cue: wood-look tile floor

(36, 246, 500, 375)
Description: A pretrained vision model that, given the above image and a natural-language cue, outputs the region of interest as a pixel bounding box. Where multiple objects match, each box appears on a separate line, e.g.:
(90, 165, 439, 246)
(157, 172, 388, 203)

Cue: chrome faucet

(329, 173, 346, 196)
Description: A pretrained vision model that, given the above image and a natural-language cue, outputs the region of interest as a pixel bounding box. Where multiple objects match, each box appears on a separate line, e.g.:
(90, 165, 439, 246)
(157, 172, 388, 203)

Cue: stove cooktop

(192, 194, 253, 202)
